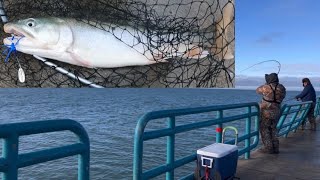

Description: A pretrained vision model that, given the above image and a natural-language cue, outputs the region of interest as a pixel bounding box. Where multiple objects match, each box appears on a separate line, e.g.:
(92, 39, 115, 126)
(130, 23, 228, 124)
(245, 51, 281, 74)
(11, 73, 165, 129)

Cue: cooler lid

(197, 143, 238, 158)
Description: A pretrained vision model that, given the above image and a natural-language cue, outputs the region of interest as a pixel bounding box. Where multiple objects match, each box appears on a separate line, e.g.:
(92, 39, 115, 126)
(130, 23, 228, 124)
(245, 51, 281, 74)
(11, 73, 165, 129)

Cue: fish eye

(26, 19, 36, 27)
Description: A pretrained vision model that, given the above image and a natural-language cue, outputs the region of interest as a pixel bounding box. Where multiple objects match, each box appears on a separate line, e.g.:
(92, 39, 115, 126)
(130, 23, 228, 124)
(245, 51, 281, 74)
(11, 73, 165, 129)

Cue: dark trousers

(302, 102, 316, 125)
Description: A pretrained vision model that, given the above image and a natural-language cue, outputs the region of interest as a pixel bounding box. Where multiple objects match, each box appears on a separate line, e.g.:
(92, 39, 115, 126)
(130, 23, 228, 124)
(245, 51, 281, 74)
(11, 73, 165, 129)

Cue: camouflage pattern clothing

(256, 73, 286, 153)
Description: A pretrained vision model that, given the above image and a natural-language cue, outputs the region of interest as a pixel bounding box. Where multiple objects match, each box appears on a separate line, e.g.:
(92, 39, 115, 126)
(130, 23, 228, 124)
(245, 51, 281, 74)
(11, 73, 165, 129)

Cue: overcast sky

(236, 0, 320, 77)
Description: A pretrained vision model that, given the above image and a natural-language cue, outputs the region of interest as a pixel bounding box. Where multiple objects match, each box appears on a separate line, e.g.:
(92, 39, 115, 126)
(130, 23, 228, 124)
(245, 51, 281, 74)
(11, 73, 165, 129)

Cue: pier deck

(236, 125, 320, 180)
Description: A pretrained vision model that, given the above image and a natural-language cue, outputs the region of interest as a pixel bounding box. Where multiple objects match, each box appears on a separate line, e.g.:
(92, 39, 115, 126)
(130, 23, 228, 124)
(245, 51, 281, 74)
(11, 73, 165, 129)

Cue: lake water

(0, 88, 309, 179)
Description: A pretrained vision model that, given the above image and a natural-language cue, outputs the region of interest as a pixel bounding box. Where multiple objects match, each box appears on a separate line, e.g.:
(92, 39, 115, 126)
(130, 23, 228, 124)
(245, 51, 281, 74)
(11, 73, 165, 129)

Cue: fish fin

(153, 46, 209, 60)
(182, 47, 209, 59)
(69, 52, 93, 68)
(155, 58, 168, 63)
(152, 54, 169, 63)
(147, 45, 209, 63)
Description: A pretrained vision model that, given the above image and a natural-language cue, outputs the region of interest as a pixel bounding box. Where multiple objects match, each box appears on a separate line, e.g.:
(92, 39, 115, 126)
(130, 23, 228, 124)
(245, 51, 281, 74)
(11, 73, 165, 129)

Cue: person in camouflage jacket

(256, 73, 286, 154)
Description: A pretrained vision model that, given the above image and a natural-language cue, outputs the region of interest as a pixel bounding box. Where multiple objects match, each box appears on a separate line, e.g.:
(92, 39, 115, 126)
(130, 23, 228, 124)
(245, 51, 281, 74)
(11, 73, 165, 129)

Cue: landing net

(0, 0, 235, 87)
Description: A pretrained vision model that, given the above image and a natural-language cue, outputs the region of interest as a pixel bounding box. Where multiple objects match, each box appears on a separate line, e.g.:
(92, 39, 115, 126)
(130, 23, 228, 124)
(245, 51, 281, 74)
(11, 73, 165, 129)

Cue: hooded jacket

(295, 83, 316, 102)
(256, 73, 286, 119)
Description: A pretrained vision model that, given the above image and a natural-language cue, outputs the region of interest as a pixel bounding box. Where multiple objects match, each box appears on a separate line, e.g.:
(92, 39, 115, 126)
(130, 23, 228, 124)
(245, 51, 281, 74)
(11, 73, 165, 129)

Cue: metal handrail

(277, 101, 312, 137)
(277, 96, 320, 137)
(0, 119, 90, 180)
(133, 102, 260, 180)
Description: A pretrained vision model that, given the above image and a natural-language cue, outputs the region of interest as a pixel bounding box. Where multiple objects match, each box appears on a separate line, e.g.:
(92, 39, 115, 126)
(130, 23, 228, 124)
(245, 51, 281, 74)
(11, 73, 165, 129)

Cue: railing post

(78, 141, 90, 180)
(166, 117, 175, 180)
(285, 106, 301, 137)
(297, 103, 311, 127)
(133, 103, 261, 179)
(245, 106, 251, 159)
(0, 120, 90, 180)
(277, 105, 288, 130)
(315, 97, 320, 117)
(133, 119, 144, 180)
(254, 106, 260, 145)
(216, 110, 223, 143)
(3, 134, 19, 180)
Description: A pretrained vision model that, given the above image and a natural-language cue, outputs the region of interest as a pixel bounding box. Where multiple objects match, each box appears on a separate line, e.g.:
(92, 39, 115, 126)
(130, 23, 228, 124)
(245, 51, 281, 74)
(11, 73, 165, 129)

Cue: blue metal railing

(315, 97, 320, 117)
(0, 97, 317, 180)
(277, 101, 312, 137)
(133, 102, 260, 180)
(0, 119, 90, 180)
(277, 97, 320, 138)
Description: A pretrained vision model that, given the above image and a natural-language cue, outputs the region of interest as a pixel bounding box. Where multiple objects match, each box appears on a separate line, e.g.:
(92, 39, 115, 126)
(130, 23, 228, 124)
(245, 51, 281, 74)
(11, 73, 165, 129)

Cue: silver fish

(3, 17, 208, 68)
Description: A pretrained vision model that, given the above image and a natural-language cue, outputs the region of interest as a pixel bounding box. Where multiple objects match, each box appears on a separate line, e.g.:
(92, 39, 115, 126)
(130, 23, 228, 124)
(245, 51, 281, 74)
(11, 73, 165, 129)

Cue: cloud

(260, 0, 309, 18)
(280, 63, 320, 77)
(255, 32, 284, 45)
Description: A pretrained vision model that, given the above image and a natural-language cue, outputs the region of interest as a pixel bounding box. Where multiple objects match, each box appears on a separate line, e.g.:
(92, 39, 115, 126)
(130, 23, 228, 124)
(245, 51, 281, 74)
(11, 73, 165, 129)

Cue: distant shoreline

(235, 86, 320, 91)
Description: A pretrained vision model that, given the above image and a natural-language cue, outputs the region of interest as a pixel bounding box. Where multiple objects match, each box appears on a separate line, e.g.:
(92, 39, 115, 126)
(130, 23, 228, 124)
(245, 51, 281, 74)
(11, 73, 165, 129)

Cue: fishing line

(282, 97, 297, 103)
(239, 60, 281, 75)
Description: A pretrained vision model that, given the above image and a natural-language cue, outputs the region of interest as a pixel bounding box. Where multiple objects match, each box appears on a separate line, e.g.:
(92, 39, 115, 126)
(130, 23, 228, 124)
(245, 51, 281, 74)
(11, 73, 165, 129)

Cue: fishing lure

(2, 36, 25, 83)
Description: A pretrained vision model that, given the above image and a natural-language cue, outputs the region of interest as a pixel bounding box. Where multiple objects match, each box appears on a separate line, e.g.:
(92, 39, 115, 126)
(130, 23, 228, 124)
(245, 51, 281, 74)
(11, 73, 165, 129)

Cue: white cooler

(197, 143, 238, 180)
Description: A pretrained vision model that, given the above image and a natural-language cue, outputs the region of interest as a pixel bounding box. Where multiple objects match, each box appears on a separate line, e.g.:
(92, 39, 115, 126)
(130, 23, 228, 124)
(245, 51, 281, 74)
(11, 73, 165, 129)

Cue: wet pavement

(236, 123, 320, 180)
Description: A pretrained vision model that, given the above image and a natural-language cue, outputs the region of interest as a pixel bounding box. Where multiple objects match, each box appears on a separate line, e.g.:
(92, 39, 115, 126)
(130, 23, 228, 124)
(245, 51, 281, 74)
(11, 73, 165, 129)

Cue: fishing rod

(33, 55, 104, 88)
(239, 59, 281, 75)
(282, 97, 297, 103)
(0, 0, 7, 24)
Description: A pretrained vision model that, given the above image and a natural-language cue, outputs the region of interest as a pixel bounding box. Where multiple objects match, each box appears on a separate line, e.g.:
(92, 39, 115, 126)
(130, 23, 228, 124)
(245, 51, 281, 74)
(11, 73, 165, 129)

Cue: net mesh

(0, 0, 235, 88)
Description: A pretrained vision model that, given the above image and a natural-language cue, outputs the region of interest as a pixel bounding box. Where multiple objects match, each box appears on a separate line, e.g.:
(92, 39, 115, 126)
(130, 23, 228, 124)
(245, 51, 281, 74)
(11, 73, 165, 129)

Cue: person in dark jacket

(256, 73, 286, 154)
(295, 78, 317, 131)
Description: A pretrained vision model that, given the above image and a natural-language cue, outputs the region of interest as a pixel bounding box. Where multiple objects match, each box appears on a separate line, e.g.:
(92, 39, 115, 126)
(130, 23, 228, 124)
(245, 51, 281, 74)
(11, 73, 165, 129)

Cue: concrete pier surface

(236, 125, 320, 180)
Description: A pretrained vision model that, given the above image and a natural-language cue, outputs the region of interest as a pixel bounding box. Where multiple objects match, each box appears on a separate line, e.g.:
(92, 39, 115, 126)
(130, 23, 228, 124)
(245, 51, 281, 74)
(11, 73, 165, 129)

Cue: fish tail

(213, 0, 234, 60)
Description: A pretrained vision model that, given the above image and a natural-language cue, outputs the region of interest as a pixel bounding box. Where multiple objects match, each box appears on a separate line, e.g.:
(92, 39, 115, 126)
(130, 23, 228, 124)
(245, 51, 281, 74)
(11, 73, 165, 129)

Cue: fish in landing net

(3, 17, 209, 68)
